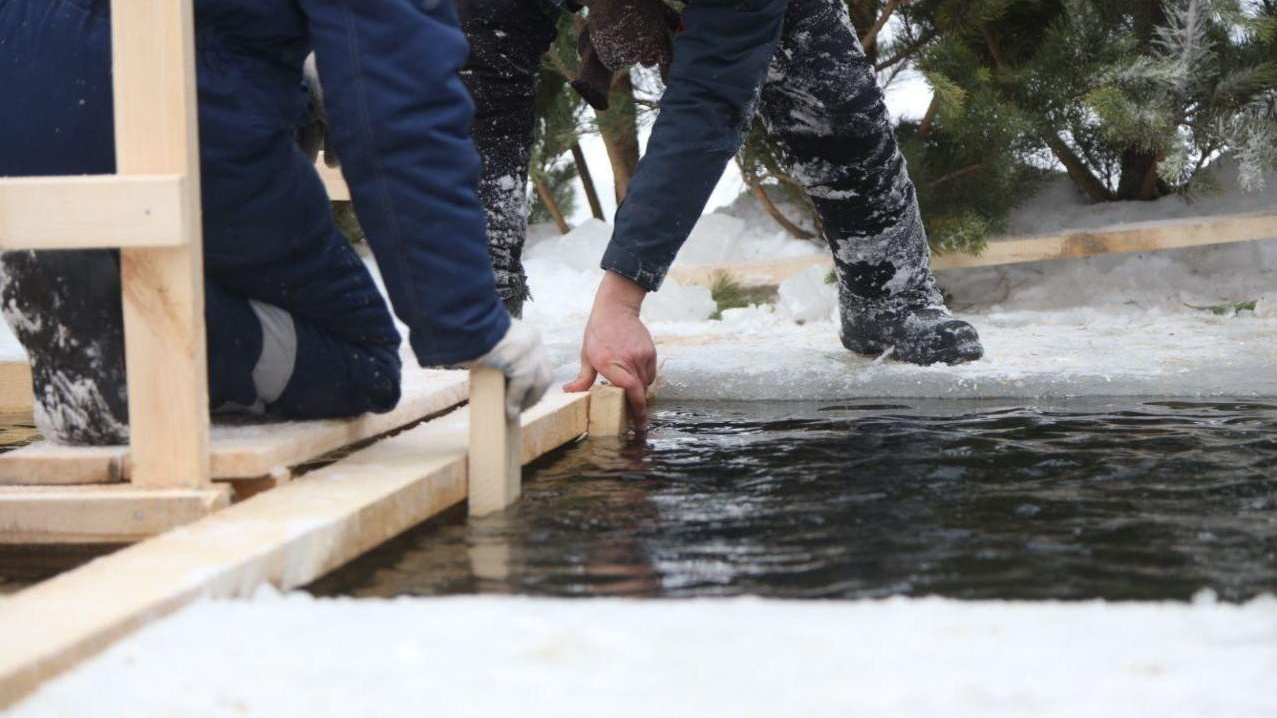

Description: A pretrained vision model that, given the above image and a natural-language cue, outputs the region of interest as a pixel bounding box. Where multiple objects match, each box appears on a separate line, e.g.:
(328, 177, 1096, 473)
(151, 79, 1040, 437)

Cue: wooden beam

(0, 388, 593, 708)
(316, 157, 350, 201)
(0, 362, 32, 414)
(0, 370, 469, 487)
(0, 175, 189, 251)
(0, 484, 231, 545)
(932, 211, 1277, 270)
(587, 385, 628, 438)
(113, 0, 210, 489)
(667, 211, 1277, 289)
(467, 367, 521, 516)
(521, 389, 589, 464)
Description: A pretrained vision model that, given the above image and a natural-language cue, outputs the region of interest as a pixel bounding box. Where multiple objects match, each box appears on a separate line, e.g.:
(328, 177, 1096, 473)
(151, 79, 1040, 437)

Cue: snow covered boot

(0, 250, 130, 445)
(839, 282, 983, 366)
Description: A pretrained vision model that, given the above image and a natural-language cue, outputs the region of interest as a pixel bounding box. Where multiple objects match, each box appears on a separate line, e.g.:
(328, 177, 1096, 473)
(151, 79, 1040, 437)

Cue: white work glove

(464, 319, 553, 420)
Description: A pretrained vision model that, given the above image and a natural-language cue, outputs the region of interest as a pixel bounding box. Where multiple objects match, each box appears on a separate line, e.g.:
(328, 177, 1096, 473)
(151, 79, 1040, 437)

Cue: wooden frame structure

(668, 210, 1277, 290)
(0, 1, 228, 523)
(0, 3, 632, 706)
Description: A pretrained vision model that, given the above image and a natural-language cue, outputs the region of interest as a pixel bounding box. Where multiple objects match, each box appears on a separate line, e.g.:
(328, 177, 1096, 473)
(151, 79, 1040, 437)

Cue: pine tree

(903, 0, 1277, 204)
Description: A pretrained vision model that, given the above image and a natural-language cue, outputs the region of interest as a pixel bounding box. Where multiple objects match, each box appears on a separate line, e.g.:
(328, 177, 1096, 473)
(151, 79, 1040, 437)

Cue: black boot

(0, 250, 130, 444)
(839, 282, 984, 366)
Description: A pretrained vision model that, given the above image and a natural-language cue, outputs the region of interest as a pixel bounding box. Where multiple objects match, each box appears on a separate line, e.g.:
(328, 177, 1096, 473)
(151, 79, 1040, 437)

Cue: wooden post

(111, 0, 210, 488)
(467, 367, 520, 516)
(588, 385, 628, 438)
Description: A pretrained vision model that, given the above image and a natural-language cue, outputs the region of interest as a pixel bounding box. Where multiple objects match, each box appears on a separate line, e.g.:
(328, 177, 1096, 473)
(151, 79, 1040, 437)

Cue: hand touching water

(563, 272, 657, 430)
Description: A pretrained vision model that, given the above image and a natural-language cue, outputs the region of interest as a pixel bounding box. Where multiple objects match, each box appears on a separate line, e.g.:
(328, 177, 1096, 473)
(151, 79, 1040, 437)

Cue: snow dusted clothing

(601, 0, 981, 364)
(0, 0, 509, 443)
(457, 0, 562, 316)
(462, 0, 981, 363)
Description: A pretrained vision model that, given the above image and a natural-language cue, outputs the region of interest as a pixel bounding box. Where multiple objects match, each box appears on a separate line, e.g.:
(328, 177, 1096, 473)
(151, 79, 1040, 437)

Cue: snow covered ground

(524, 159, 1277, 400)
(6, 591, 1276, 718)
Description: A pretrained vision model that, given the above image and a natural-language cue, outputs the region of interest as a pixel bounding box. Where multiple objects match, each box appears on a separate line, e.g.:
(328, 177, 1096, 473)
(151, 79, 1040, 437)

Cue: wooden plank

(0, 361, 32, 414)
(667, 211, 1277, 289)
(521, 389, 590, 464)
(931, 210, 1277, 270)
(670, 255, 830, 290)
(113, 0, 210, 489)
(467, 367, 521, 516)
(0, 388, 592, 709)
(0, 175, 188, 250)
(588, 385, 628, 438)
(0, 370, 469, 486)
(0, 484, 231, 545)
(316, 157, 350, 201)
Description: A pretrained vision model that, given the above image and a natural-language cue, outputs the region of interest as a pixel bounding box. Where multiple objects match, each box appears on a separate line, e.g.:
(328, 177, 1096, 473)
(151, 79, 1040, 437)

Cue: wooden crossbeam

(0, 175, 189, 250)
(315, 157, 350, 201)
(0, 387, 601, 709)
(668, 210, 1277, 289)
(0, 484, 231, 545)
(0, 362, 32, 415)
(0, 370, 469, 489)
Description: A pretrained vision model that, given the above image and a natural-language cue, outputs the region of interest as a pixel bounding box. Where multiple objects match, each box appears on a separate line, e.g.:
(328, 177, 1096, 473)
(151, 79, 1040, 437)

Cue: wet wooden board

(0, 370, 469, 487)
(0, 386, 620, 709)
(668, 210, 1277, 289)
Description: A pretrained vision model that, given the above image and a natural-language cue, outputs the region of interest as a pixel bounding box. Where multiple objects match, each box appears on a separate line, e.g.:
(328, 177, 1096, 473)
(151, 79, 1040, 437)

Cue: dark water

(310, 399, 1277, 602)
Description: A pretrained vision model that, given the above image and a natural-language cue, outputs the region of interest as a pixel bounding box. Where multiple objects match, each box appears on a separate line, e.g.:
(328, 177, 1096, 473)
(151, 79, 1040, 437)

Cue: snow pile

(9, 592, 1276, 718)
(1004, 158, 1277, 238)
(522, 219, 723, 333)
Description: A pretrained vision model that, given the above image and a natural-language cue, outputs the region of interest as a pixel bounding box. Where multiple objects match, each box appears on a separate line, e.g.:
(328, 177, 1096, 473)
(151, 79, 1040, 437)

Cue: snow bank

(8, 592, 1276, 718)
(523, 159, 1277, 400)
(1004, 158, 1277, 238)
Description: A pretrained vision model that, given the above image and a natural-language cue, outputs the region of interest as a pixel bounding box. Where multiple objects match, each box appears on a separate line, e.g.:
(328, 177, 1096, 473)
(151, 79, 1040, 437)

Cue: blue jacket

(1, 0, 509, 368)
(601, 0, 788, 291)
(217, 0, 511, 366)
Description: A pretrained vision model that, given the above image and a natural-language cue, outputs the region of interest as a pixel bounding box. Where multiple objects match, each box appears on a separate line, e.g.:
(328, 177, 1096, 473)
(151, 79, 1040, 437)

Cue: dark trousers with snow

(458, 0, 937, 312)
(0, 0, 402, 444)
(457, 0, 561, 313)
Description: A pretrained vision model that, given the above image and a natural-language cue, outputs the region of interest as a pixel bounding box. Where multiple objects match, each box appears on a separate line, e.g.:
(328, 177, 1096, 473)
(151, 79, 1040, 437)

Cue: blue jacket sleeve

(601, 0, 788, 291)
(300, 0, 510, 366)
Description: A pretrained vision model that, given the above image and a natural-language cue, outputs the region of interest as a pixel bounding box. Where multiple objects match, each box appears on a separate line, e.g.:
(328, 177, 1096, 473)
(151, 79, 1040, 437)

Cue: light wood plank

(0, 370, 469, 486)
(316, 157, 350, 201)
(521, 389, 589, 464)
(0, 361, 32, 414)
(467, 367, 521, 516)
(0, 484, 231, 545)
(667, 211, 1277, 289)
(113, 0, 210, 489)
(0, 175, 188, 250)
(588, 385, 628, 438)
(932, 210, 1277, 269)
(0, 387, 592, 708)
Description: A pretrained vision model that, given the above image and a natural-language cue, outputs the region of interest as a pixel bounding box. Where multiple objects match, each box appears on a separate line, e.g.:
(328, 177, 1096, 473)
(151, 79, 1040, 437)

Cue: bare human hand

(563, 271, 658, 430)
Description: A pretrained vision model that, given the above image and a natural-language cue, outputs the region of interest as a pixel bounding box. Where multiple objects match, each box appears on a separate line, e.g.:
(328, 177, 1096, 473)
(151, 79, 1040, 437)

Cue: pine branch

(862, 0, 907, 53)
(875, 29, 936, 71)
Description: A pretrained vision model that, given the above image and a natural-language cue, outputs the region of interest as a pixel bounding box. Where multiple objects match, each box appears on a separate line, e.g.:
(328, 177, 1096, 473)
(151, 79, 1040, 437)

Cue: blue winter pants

(0, 0, 404, 440)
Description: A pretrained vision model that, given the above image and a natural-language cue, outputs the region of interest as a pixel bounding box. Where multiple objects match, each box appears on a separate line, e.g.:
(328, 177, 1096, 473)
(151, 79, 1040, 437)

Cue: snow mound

(9, 593, 1276, 718)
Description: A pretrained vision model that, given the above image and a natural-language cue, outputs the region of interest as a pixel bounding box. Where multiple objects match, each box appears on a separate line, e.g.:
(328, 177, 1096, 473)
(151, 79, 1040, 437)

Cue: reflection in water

(310, 399, 1277, 602)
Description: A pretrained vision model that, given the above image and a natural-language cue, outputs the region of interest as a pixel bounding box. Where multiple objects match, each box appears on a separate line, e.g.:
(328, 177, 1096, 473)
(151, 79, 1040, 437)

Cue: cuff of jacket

(600, 240, 667, 293)
(409, 303, 512, 368)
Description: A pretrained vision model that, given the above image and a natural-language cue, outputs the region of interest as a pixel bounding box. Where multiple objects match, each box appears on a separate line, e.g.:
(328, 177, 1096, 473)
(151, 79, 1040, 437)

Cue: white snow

(7, 591, 1275, 718)
(525, 159, 1277, 400)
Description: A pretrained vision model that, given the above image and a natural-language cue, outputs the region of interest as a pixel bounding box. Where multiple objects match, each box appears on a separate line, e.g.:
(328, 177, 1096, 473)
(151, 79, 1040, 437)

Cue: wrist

(596, 271, 648, 315)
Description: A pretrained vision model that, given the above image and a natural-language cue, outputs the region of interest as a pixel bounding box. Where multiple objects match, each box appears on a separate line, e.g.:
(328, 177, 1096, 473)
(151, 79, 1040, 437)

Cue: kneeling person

(0, 0, 550, 445)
